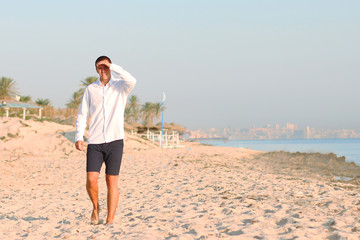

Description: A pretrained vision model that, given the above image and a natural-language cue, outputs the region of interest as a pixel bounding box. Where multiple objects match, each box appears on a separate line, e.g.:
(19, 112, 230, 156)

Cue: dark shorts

(86, 139, 124, 175)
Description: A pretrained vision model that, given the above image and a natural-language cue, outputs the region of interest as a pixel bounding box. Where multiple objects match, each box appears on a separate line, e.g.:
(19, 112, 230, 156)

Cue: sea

(198, 138, 360, 166)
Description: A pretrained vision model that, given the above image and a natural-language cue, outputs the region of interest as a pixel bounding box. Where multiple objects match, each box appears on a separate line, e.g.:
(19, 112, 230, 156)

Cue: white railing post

(22, 108, 26, 120)
(159, 131, 162, 147)
(165, 130, 168, 147)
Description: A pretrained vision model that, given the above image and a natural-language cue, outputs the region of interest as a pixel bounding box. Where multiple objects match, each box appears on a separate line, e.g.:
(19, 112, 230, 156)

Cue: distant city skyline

(188, 122, 360, 140)
(1, 1, 359, 130)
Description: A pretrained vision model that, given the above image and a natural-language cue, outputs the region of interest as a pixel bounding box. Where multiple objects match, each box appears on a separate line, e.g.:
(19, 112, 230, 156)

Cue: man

(75, 56, 136, 225)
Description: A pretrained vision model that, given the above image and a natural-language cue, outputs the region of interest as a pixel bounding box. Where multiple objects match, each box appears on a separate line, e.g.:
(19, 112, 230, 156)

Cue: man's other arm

(75, 88, 90, 151)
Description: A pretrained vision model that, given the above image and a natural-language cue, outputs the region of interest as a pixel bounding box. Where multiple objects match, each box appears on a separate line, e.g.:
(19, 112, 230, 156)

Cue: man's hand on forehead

(96, 60, 111, 68)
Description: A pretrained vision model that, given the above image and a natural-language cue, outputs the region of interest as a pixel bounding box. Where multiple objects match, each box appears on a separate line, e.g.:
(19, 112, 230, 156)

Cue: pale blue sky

(1, 0, 359, 130)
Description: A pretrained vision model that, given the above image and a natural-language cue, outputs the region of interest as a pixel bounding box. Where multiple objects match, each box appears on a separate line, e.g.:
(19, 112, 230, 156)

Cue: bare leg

(86, 172, 100, 224)
(105, 174, 119, 225)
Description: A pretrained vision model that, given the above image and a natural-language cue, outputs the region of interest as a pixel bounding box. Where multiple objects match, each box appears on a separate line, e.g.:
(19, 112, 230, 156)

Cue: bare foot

(105, 220, 114, 226)
(90, 207, 100, 225)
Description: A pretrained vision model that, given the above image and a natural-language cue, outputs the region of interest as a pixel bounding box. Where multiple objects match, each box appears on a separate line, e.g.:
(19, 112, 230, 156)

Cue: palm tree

(127, 95, 141, 123)
(153, 102, 162, 123)
(141, 102, 155, 124)
(35, 98, 52, 118)
(19, 95, 32, 102)
(0, 77, 19, 100)
(124, 105, 131, 122)
(131, 107, 141, 123)
(79, 76, 98, 95)
(66, 91, 83, 110)
(36, 98, 51, 106)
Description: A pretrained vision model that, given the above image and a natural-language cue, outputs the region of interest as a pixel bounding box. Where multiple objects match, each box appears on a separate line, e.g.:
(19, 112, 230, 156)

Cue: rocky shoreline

(253, 151, 360, 185)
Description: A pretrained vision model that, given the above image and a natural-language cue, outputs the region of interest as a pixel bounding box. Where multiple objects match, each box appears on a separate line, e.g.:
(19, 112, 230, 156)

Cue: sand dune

(1, 118, 359, 239)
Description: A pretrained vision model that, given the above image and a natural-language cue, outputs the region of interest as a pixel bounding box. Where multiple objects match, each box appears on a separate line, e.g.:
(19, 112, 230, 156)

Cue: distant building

(286, 123, 298, 130)
(188, 123, 360, 141)
(306, 126, 311, 139)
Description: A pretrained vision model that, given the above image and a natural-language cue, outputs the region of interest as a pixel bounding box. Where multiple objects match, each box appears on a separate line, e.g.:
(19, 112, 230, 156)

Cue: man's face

(96, 61, 111, 81)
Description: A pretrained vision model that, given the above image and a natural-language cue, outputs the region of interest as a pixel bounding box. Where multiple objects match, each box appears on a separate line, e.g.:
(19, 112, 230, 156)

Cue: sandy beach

(1, 118, 360, 239)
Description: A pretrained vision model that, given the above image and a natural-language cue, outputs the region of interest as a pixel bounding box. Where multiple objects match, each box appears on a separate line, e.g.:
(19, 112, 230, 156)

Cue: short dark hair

(95, 56, 112, 66)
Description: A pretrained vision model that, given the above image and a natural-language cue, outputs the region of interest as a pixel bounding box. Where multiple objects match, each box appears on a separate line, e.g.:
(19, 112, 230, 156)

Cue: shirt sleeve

(110, 64, 137, 95)
(75, 88, 90, 142)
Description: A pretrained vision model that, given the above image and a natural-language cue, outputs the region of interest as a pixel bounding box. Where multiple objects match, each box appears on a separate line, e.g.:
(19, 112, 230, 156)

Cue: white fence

(132, 129, 185, 148)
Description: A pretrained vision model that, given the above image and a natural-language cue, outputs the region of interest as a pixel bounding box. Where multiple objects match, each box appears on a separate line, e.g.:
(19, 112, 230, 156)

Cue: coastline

(197, 138, 360, 167)
(199, 141, 360, 183)
(1, 119, 359, 239)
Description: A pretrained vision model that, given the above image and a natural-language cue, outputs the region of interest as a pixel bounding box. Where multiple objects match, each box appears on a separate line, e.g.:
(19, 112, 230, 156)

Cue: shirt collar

(94, 79, 102, 87)
(108, 78, 115, 86)
(94, 77, 114, 87)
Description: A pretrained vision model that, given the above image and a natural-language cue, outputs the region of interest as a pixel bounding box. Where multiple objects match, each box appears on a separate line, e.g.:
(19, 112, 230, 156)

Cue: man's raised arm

(110, 64, 137, 94)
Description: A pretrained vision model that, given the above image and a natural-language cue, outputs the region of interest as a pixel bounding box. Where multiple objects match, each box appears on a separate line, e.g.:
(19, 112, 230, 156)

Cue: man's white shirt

(75, 64, 136, 144)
